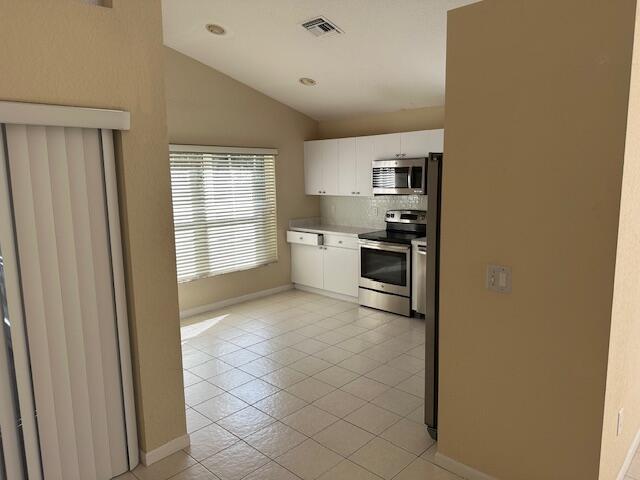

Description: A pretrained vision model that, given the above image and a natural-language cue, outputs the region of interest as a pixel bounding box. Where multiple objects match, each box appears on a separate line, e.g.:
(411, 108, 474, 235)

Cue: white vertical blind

(0, 126, 42, 480)
(0, 254, 25, 480)
(170, 147, 278, 283)
(2, 124, 131, 480)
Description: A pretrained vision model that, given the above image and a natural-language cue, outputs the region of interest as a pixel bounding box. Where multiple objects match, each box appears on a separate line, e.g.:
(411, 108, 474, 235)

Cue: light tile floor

(129, 289, 462, 480)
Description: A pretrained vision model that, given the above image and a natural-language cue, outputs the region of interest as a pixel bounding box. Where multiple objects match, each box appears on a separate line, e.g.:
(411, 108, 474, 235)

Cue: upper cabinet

(355, 137, 374, 197)
(304, 129, 443, 196)
(337, 138, 356, 196)
(304, 140, 323, 194)
(400, 130, 444, 158)
(372, 130, 445, 160)
(372, 134, 402, 160)
(304, 139, 338, 195)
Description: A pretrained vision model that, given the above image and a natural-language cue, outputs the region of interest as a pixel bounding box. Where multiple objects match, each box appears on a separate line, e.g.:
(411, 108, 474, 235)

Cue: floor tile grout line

(182, 307, 397, 354)
(178, 291, 432, 480)
(188, 363, 423, 436)
(185, 330, 424, 382)
(187, 349, 425, 418)
(185, 369, 429, 464)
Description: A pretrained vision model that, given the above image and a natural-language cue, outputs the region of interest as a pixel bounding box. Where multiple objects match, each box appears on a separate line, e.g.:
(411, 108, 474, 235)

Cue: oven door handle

(359, 240, 410, 253)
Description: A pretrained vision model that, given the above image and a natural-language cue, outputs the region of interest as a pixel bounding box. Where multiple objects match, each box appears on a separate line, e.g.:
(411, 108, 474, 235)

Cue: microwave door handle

(407, 166, 413, 189)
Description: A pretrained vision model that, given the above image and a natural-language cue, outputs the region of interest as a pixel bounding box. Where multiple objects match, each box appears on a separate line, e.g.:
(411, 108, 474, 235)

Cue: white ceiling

(162, 0, 478, 121)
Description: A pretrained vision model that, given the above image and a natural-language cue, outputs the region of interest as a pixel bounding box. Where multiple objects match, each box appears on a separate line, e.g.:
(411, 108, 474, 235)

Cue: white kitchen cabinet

(304, 139, 338, 195)
(304, 141, 323, 195)
(321, 140, 339, 195)
(337, 138, 357, 196)
(288, 231, 360, 298)
(290, 243, 324, 289)
(307, 137, 371, 197)
(338, 137, 371, 197)
(401, 130, 445, 158)
(373, 133, 402, 160)
(372, 130, 444, 160)
(355, 136, 374, 197)
(303, 129, 443, 197)
(323, 246, 359, 297)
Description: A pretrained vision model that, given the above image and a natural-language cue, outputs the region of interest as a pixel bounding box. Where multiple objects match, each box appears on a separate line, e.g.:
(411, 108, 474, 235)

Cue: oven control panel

(385, 210, 426, 224)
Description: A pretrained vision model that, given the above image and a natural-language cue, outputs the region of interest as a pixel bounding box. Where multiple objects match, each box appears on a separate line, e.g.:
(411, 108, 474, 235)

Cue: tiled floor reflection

(130, 289, 462, 480)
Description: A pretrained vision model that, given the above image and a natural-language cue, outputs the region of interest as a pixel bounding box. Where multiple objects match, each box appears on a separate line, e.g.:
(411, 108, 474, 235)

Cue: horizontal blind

(170, 150, 278, 283)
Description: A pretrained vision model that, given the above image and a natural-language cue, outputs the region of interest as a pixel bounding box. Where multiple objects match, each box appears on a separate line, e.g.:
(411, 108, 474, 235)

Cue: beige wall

(440, 1, 636, 479)
(0, 0, 185, 452)
(164, 48, 319, 312)
(599, 4, 640, 479)
(317, 105, 444, 139)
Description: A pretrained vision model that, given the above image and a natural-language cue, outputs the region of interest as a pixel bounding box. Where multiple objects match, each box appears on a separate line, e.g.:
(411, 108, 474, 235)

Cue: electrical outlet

(486, 265, 512, 293)
(371, 207, 379, 217)
(617, 409, 624, 436)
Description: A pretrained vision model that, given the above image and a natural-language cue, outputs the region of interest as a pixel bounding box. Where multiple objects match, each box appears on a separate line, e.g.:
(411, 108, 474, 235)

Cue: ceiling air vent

(302, 17, 343, 37)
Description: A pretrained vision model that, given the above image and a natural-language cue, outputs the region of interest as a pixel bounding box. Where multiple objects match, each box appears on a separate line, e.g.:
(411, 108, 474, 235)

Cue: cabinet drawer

(324, 234, 359, 250)
(287, 230, 323, 246)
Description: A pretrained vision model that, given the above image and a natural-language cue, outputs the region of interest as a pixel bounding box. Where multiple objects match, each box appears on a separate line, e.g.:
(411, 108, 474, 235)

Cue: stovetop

(358, 230, 424, 245)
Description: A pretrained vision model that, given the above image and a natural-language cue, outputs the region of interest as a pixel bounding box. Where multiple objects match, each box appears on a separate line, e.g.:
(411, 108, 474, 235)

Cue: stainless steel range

(358, 210, 426, 317)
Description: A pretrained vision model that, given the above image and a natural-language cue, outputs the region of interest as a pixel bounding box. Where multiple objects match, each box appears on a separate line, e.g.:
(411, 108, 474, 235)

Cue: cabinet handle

(356, 192, 360, 195)
(318, 190, 322, 194)
(299, 237, 304, 240)
(338, 240, 343, 244)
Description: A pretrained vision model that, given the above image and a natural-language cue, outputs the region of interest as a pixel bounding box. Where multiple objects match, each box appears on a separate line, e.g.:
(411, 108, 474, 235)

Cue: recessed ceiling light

(299, 77, 317, 86)
(205, 24, 226, 35)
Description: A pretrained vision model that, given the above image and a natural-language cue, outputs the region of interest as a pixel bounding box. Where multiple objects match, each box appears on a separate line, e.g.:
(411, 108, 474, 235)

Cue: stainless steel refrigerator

(424, 152, 443, 440)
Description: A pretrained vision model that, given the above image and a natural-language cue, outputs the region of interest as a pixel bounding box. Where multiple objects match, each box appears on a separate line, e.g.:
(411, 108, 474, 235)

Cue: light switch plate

(487, 264, 512, 293)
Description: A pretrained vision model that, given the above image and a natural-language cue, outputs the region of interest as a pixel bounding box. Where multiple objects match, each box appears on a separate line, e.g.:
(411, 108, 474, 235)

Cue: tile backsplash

(320, 195, 428, 229)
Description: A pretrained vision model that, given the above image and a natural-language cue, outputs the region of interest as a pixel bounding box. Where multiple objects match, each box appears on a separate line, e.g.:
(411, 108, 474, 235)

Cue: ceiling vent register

(301, 17, 343, 37)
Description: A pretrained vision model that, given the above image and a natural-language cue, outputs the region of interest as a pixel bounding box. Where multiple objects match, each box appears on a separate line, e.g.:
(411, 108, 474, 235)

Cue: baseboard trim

(293, 284, 359, 304)
(140, 434, 190, 466)
(179, 284, 294, 319)
(434, 452, 497, 480)
(617, 428, 640, 480)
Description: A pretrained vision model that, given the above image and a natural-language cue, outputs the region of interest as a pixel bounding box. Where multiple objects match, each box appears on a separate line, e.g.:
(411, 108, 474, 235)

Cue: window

(169, 145, 278, 283)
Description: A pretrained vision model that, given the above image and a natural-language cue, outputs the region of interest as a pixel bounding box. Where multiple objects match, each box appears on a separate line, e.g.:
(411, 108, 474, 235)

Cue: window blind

(169, 147, 278, 283)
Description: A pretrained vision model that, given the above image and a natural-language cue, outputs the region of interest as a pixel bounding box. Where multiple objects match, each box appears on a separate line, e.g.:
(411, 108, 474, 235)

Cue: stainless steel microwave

(372, 157, 426, 195)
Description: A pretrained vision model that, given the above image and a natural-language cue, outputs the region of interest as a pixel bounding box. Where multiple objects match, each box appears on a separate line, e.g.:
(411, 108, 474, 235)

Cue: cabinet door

(291, 244, 324, 289)
(373, 133, 402, 160)
(321, 139, 339, 195)
(304, 141, 324, 195)
(338, 138, 357, 196)
(400, 129, 444, 158)
(323, 246, 359, 297)
(355, 136, 374, 197)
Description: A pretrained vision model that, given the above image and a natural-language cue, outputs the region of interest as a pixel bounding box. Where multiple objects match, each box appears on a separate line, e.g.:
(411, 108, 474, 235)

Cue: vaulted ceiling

(162, 0, 479, 120)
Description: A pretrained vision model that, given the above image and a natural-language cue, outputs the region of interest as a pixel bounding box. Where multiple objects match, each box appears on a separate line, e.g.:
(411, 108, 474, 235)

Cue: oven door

(359, 240, 411, 296)
(372, 158, 426, 195)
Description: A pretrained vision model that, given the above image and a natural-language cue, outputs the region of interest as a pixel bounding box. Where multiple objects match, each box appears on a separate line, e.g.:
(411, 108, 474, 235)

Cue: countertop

(289, 224, 378, 237)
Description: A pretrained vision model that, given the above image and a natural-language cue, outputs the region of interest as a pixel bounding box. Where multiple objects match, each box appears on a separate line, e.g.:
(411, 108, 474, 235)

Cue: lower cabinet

(290, 243, 324, 290)
(289, 232, 359, 298)
(323, 246, 359, 297)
